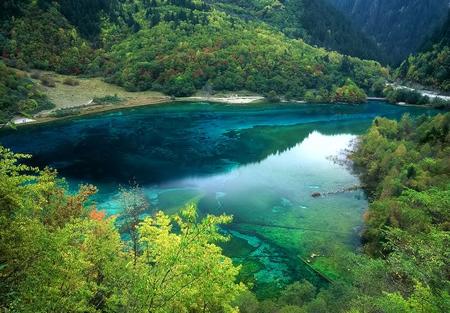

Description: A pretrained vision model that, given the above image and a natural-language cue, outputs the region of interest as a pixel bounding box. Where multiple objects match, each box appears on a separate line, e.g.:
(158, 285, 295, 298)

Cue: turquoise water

(0, 101, 438, 297)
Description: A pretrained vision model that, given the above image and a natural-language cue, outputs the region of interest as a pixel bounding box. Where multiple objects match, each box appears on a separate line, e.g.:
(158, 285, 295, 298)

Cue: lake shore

(10, 95, 436, 127)
(9, 95, 269, 127)
(6, 70, 444, 128)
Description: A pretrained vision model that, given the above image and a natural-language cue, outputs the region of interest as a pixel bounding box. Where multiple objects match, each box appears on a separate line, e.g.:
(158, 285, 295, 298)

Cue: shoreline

(8, 95, 267, 128)
(5, 95, 441, 129)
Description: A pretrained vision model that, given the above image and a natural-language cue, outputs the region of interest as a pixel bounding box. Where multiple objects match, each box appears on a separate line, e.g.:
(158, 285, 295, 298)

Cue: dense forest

(326, 0, 449, 65)
(209, 0, 383, 62)
(396, 12, 450, 92)
(0, 0, 388, 101)
(1, 113, 449, 312)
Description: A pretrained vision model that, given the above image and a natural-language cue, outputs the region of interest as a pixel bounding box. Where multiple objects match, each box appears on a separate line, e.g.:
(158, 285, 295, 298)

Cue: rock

(311, 192, 321, 198)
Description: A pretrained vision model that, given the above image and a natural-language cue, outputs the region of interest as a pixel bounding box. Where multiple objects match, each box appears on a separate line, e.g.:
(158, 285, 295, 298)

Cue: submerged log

(311, 185, 366, 198)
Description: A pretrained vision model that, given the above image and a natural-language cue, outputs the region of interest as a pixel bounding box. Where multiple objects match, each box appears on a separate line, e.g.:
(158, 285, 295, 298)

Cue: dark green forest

(209, 0, 383, 62)
(326, 0, 449, 65)
(397, 12, 450, 92)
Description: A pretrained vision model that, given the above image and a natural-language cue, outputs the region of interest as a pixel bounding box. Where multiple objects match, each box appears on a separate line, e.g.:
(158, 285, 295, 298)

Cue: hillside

(326, 0, 449, 64)
(0, 63, 53, 125)
(209, 0, 383, 61)
(0, 0, 388, 101)
(396, 12, 450, 92)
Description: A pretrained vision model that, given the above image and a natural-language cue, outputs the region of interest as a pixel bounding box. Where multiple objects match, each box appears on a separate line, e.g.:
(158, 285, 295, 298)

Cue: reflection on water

(106, 131, 366, 295)
(0, 101, 438, 297)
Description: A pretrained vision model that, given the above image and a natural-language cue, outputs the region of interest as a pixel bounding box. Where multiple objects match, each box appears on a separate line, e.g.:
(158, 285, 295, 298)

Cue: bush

(63, 77, 80, 86)
(93, 94, 122, 105)
(266, 90, 280, 102)
(430, 97, 450, 109)
(50, 107, 81, 117)
(30, 71, 42, 79)
(384, 87, 450, 108)
(333, 79, 367, 103)
(40, 75, 56, 87)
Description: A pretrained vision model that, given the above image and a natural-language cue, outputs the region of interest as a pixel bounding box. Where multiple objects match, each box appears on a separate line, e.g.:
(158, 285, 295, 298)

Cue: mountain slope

(210, 0, 383, 62)
(101, 1, 387, 98)
(0, 62, 54, 124)
(396, 12, 450, 91)
(326, 0, 449, 64)
(0, 0, 388, 100)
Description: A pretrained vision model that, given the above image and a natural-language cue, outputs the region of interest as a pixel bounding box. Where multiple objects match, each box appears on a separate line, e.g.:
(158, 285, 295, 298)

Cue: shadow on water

(0, 101, 440, 297)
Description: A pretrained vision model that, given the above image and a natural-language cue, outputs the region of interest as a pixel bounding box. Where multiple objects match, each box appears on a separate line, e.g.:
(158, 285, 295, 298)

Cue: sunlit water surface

(0, 101, 438, 297)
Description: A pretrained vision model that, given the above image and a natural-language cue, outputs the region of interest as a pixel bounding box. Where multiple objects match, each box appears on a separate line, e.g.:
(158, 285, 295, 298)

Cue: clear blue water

(0, 101, 438, 297)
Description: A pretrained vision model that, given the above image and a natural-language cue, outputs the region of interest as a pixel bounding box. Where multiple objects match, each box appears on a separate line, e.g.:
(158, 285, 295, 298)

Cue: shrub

(93, 94, 122, 105)
(333, 79, 367, 103)
(30, 71, 42, 79)
(40, 75, 56, 87)
(50, 107, 81, 117)
(266, 90, 280, 102)
(63, 77, 80, 86)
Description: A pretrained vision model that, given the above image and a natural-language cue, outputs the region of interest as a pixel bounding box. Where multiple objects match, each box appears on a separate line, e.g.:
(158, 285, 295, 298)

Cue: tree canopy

(0, 146, 244, 312)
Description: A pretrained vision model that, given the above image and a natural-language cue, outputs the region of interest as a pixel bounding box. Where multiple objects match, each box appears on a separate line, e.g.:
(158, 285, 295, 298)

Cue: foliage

(49, 107, 82, 118)
(2, 4, 94, 74)
(0, 0, 388, 101)
(332, 79, 367, 103)
(237, 113, 450, 313)
(0, 62, 54, 125)
(63, 77, 80, 86)
(93, 94, 122, 105)
(396, 12, 450, 91)
(382, 87, 450, 109)
(40, 74, 56, 87)
(118, 183, 149, 264)
(210, 0, 383, 62)
(327, 0, 449, 65)
(102, 11, 387, 98)
(0, 146, 244, 312)
(351, 113, 450, 259)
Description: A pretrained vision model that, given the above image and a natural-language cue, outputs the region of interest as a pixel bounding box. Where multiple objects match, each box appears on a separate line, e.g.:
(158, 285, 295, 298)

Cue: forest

(396, 12, 450, 92)
(0, 62, 53, 125)
(0, 0, 387, 100)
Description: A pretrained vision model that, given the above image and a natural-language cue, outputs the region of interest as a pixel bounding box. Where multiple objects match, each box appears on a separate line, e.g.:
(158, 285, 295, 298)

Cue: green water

(0, 101, 438, 297)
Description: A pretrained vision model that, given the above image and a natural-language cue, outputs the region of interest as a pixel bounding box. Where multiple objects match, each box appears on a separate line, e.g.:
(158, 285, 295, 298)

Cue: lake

(0, 101, 438, 297)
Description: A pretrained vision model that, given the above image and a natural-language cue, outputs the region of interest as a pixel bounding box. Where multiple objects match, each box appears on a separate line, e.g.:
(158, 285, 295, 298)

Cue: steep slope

(101, 1, 387, 98)
(326, 0, 449, 64)
(397, 12, 450, 91)
(0, 0, 388, 100)
(210, 0, 383, 62)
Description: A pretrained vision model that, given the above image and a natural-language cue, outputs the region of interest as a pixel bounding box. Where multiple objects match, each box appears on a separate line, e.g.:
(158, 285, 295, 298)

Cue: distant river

(0, 101, 439, 297)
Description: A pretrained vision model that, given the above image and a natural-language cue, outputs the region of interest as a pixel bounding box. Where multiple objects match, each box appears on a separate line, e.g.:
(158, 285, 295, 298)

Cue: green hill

(0, 0, 388, 100)
(209, 0, 383, 62)
(396, 12, 450, 92)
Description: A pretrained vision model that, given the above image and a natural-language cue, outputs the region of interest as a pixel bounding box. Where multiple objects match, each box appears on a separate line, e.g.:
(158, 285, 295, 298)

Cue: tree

(118, 183, 149, 264)
(108, 204, 245, 312)
(333, 79, 367, 103)
(0, 147, 245, 312)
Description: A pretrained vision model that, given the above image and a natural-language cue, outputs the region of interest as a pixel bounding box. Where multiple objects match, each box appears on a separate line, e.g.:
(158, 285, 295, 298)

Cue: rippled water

(0, 101, 438, 296)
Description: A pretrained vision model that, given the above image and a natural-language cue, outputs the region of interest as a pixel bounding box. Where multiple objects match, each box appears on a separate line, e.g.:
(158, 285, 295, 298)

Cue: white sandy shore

(13, 117, 36, 125)
(185, 95, 265, 104)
